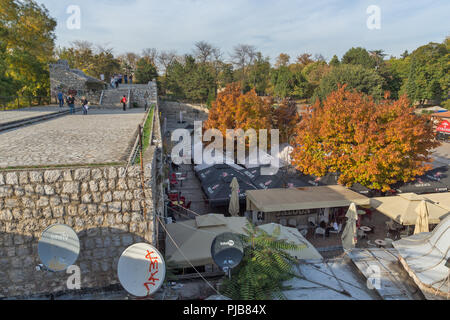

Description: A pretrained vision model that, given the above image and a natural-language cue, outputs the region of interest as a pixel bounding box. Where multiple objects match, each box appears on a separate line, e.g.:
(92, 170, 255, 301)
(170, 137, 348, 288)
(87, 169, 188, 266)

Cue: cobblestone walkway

(0, 109, 146, 168)
(0, 106, 67, 125)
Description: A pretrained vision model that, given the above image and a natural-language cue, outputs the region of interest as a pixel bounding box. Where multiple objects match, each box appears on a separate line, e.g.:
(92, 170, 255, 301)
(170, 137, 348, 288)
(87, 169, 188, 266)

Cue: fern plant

(220, 223, 304, 300)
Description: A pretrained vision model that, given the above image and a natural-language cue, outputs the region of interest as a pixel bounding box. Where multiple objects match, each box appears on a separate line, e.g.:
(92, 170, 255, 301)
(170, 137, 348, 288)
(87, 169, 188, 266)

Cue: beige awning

(165, 214, 249, 268)
(371, 193, 450, 226)
(258, 223, 322, 260)
(246, 185, 370, 213)
(422, 192, 450, 211)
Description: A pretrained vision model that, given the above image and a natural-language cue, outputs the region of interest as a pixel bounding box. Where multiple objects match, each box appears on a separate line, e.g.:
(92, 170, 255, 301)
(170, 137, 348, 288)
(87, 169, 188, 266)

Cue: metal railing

(99, 90, 104, 105)
(127, 104, 156, 166)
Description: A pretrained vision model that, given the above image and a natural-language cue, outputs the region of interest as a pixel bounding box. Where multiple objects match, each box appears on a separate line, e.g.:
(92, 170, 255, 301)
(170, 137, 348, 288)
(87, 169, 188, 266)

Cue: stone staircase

(100, 88, 129, 107)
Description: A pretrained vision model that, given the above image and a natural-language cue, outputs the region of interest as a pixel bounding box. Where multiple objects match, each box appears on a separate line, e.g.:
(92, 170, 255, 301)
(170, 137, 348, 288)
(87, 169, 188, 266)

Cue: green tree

(247, 52, 271, 95)
(164, 55, 216, 103)
(135, 57, 158, 84)
(405, 41, 449, 103)
(1, 0, 56, 97)
(329, 55, 340, 67)
(56, 42, 120, 80)
(270, 66, 309, 99)
(342, 47, 376, 69)
(313, 64, 384, 102)
(220, 223, 304, 300)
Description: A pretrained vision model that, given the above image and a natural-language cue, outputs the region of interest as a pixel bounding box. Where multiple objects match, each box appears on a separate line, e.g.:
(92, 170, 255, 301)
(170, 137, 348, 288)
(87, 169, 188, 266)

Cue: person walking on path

(81, 96, 89, 115)
(121, 95, 127, 111)
(57, 91, 64, 108)
(129, 74, 133, 84)
(124, 74, 128, 84)
(67, 94, 76, 115)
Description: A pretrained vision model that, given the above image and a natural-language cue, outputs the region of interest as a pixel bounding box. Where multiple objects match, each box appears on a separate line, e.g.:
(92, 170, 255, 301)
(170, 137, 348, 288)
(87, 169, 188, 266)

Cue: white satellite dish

(38, 224, 80, 272)
(117, 243, 166, 297)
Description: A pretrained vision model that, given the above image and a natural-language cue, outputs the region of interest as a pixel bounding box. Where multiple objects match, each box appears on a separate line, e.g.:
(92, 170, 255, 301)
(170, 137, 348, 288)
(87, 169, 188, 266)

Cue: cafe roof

(246, 185, 370, 213)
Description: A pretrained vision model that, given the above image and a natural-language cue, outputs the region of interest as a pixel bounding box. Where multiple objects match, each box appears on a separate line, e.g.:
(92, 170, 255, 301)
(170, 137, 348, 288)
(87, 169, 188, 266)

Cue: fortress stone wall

(0, 164, 159, 298)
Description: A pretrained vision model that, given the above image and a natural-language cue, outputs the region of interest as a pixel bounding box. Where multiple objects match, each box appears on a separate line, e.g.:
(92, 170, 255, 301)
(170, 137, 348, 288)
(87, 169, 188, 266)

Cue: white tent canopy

(258, 223, 322, 260)
(393, 215, 450, 298)
(165, 214, 248, 268)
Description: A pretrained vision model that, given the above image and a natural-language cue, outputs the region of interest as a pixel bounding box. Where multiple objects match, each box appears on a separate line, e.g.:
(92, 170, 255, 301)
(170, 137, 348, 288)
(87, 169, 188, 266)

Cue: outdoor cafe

(245, 185, 371, 235)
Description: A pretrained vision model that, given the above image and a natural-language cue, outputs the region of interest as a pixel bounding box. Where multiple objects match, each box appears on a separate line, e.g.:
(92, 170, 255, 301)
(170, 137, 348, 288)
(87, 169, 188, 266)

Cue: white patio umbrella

(414, 200, 430, 234)
(341, 203, 358, 250)
(229, 177, 240, 217)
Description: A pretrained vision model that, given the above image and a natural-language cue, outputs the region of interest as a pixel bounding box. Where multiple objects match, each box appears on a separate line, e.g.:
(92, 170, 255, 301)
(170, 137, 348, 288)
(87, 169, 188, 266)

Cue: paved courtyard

(432, 141, 450, 167)
(0, 106, 65, 125)
(0, 108, 146, 168)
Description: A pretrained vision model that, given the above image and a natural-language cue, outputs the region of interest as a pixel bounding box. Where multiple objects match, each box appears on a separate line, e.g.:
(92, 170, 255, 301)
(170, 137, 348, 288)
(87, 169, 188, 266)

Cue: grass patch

(134, 105, 155, 164)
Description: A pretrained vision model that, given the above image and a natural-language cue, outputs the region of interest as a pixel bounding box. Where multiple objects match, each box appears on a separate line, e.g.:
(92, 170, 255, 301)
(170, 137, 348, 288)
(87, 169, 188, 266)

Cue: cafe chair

(308, 216, 317, 227)
(288, 218, 297, 228)
(329, 224, 342, 236)
(314, 227, 326, 239)
(279, 218, 287, 226)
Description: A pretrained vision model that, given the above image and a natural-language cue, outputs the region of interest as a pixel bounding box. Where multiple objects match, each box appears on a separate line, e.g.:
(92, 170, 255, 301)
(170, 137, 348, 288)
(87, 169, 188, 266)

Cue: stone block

(125, 191, 134, 201)
(106, 213, 115, 225)
(102, 191, 112, 203)
(29, 171, 44, 183)
(108, 168, 117, 179)
(62, 182, 80, 194)
(44, 170, 62, 183)
(108, 202, 121, 213)
(98, 180, 108, 192)
(89, 181, 99, 192)
(42, 207, 52, 219)
(50, 196, 61, 207)
(74, 168, 90, 181)
(68, 205, 78, 216)
(88, 204, 97, 215)
(91, 169, 103, 180)
(117, 178, 128, 190)
(5, 172, 18, 185)
(92, 192, 101, 203)
(52, 206, 65, 218)
(0, 186, 13, 197)
(44, 185, 55, 195)
(5, 198, 18, 208)
(78, 204, 88, 215)
(24, 185, 34, 196)
(37, 196, 49, 207)
(12, 208, 22, 220)
(113, 191, 125, 201)
(35, 184, 45, 196)
(18, 172, 29, 184)
(81, 193, 92, 204)
(131, 200, 141, 211)
(94, 215, 104, 225)
(63, 170, 73, 181)
(14, 186, 25, 197)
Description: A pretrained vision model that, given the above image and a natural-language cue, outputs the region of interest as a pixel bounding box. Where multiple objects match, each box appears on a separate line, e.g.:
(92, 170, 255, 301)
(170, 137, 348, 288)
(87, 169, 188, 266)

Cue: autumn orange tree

(291, 85, 440, 191)
(204, 82, 273, 139)
(272, 98, 300, 144)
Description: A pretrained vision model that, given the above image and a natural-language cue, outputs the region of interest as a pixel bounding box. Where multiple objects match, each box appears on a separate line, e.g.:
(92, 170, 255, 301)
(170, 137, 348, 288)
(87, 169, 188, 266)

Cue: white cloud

(39, 0, 450, 60)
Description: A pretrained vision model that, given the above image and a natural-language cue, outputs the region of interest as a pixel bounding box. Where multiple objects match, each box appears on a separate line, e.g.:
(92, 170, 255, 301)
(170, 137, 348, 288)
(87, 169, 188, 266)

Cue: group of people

(57, 91, 128, 113)
(57, 91, 89, 115)
(110, 74, 133, 88)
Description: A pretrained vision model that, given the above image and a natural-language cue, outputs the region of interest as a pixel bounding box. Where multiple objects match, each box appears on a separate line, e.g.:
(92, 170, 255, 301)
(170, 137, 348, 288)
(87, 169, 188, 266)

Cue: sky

(38, 0, 450, 62)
